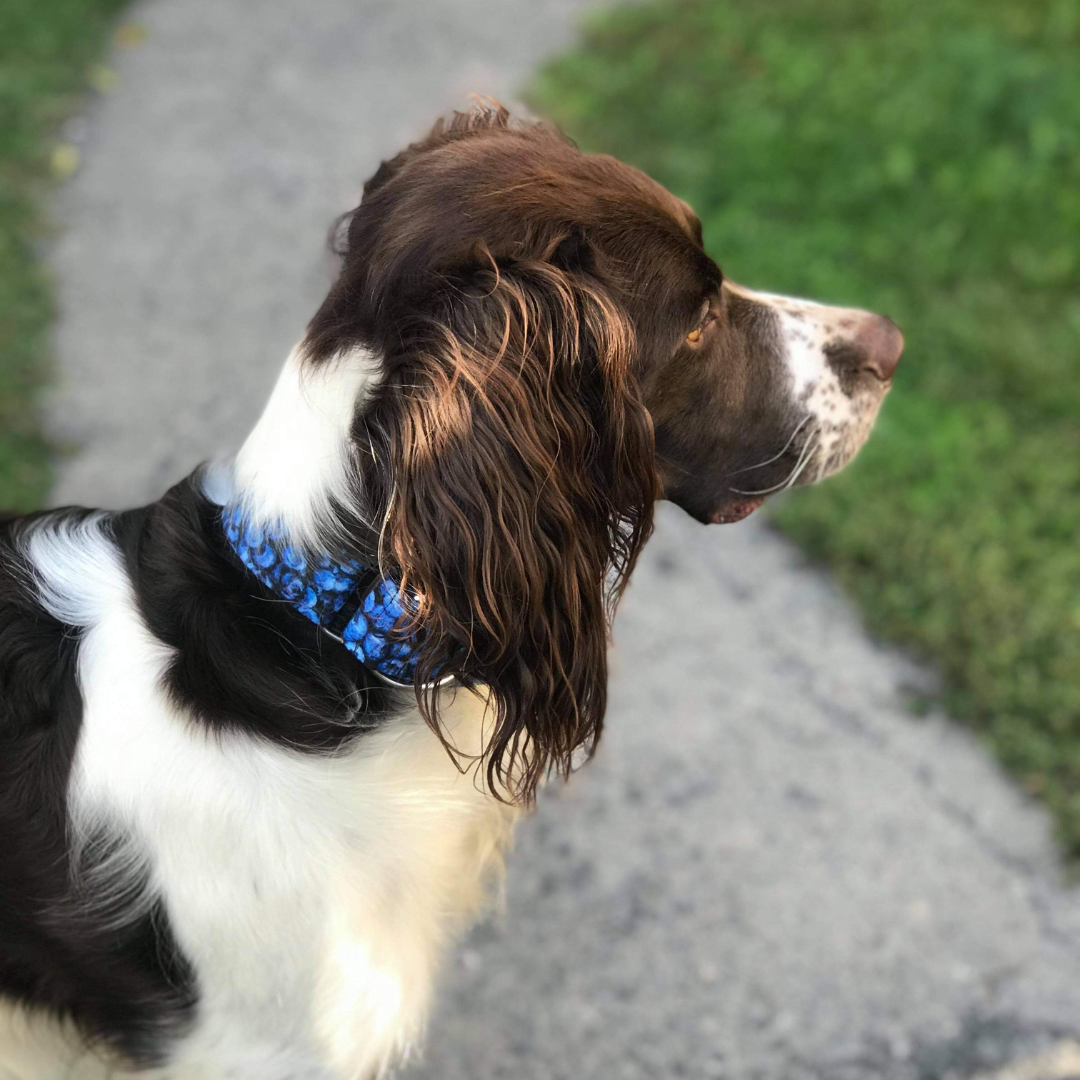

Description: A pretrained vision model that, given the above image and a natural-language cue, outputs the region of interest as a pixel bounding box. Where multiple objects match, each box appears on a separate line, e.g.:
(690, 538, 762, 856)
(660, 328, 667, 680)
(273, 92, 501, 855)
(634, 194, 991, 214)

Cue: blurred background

(2, 0, 1078, 1077)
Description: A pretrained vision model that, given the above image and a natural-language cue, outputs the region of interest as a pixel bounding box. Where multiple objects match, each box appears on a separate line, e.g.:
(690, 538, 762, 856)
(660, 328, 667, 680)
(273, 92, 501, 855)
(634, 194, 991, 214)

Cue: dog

(0, 104, 902, 1079)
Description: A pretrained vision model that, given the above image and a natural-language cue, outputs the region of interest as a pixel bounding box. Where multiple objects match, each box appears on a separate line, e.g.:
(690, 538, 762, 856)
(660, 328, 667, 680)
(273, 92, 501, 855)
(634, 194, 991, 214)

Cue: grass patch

(0, 0, 131, 510)
(531, 0, 1080, 849)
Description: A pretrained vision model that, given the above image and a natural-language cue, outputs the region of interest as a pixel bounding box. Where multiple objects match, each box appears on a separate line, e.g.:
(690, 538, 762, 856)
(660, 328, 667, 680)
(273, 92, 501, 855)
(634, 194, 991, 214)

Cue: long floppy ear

(357, 240, 658, 802)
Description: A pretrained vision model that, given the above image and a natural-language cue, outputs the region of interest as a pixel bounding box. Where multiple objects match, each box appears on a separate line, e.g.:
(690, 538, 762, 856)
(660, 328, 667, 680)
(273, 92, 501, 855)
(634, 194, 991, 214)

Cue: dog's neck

(229, 344, 381, 550)
(214, 344, 437, 686)
(220, 503, 430, 687)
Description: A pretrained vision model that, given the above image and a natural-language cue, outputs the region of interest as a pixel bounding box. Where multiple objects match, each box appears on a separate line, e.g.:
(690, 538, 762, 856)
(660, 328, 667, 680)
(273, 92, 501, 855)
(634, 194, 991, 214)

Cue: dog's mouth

(709, 496, 765, 525)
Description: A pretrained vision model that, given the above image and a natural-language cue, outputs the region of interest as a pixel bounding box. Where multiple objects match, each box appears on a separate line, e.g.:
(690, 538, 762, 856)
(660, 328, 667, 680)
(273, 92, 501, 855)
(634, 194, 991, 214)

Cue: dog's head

(294, 104, 901, 797)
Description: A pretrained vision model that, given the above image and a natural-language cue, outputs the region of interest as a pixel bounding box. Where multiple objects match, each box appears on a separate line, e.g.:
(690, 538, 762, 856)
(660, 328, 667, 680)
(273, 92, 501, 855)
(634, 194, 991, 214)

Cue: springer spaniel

(0, 104, 902, 1079)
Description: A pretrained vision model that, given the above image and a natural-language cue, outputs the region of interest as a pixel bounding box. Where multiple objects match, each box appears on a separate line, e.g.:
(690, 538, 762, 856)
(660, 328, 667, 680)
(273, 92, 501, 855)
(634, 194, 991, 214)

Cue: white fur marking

(232, 346, 382, 547)
(724, 281, 888, 479)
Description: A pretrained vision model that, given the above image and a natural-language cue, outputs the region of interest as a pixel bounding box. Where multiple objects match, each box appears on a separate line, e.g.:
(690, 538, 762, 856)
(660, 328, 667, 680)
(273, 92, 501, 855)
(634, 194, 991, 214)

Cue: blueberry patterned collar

(223, 505, 441, 689)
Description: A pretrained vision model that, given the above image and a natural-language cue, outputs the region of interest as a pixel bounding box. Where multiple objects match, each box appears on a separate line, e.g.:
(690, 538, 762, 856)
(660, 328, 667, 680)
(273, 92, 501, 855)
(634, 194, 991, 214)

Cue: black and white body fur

(0, 106, 902, 1079)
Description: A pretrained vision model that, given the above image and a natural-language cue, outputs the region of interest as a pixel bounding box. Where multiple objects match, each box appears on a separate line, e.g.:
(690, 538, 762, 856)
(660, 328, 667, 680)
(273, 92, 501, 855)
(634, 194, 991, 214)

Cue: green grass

(531, 0, 1080, 850)
(0, 0, 131, 510)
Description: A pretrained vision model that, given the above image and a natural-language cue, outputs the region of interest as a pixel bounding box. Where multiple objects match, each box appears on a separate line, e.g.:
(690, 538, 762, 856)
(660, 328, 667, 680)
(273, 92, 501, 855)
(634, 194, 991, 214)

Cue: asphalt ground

(45, 2, 1080, 1076)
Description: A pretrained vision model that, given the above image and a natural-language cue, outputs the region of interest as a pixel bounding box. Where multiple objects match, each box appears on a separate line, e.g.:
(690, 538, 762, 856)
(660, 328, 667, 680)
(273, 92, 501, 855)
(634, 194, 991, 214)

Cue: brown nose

(856, 314, 904, 382)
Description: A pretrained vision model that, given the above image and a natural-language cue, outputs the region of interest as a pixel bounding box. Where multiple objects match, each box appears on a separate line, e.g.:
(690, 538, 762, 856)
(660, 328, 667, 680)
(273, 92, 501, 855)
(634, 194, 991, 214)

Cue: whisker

(729, 426, 819, 496)
(784, 432, 820, 489)
(728, 415, 811, 477)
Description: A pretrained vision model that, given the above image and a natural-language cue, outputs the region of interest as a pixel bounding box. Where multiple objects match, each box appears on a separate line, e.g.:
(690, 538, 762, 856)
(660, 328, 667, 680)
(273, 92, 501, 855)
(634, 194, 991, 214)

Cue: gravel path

(46, 2, 1080, 1077)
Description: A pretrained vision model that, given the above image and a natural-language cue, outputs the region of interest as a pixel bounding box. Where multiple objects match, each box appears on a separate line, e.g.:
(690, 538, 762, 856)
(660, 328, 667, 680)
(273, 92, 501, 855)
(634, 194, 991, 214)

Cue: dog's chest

(72, 601, 517, 1079)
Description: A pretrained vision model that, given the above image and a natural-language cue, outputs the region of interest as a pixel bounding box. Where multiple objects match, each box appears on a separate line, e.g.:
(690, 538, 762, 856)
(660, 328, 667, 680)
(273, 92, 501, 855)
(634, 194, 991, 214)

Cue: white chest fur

(23, 522, 519, 1080)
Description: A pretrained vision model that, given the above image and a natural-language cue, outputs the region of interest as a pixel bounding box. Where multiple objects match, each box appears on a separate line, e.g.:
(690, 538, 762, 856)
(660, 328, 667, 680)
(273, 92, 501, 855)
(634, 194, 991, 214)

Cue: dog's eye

(686, 299, 716, 345)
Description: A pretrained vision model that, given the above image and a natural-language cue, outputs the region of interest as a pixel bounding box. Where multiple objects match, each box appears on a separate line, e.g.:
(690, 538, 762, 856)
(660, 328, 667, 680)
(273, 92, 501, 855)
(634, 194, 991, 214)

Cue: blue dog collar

(223, 506, 444, 689)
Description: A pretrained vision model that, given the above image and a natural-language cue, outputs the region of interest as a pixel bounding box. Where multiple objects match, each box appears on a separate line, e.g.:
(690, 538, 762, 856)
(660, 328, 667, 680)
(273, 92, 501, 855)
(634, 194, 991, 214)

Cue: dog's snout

(856, 314, 904, 382)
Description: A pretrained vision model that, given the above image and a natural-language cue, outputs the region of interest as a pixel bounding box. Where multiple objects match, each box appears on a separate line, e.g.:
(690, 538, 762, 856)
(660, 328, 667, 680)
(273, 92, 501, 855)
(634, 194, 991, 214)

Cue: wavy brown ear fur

(302, 103, 675, 801)
(360, 247, 656, 802)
